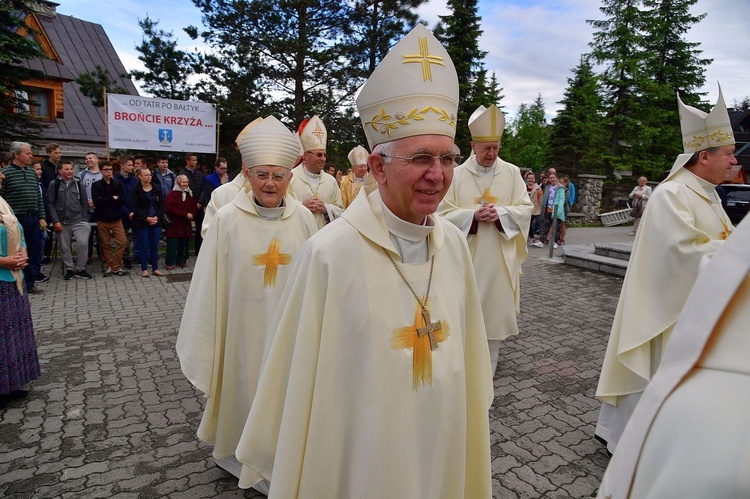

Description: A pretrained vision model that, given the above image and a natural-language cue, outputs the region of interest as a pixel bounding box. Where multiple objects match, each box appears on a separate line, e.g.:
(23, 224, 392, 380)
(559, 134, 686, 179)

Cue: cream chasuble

(235, 182, 493, 498)
(176, 189, 317, 471)
(438, 157, 532, 340)
(201, 173, 246, 237)
(598, 217, 750, 499)
(340, 172, 367, 208)
(289, 165, 344, 229)
(595, 166, 733, 450)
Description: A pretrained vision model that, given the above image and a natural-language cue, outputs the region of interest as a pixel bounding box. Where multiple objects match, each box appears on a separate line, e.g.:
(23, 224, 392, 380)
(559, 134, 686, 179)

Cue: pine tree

(588, 0, 649, 174)
(0, 0, 47, 143)
(131, 17, 196, 101)
(501, 95, 550, 171)
(435, 0, 487, 153)
(548, 57, 607, 176)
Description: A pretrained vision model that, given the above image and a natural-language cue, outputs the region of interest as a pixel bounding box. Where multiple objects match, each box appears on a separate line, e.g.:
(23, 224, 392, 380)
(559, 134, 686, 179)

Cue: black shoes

(75, 269, 93, 280)
(33, 273, 49, 283)
(64, 270, 76, 280)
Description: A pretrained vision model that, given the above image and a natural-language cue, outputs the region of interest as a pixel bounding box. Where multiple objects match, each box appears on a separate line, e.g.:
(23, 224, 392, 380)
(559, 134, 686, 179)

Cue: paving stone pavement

(0, 226, 629, 498)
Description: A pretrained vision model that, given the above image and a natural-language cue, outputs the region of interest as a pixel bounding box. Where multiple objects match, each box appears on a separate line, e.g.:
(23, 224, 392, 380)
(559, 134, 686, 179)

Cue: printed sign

(107, 94, 216, 153)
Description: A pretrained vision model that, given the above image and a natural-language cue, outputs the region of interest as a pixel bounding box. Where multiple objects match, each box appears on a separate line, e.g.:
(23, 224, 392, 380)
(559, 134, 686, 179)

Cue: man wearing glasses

(439, 104, 533, 376)
(177, 116, 317, 488)
(236, 25, 492, 498)
(200, 157, 229, 208)
(289, 115, 344, 229)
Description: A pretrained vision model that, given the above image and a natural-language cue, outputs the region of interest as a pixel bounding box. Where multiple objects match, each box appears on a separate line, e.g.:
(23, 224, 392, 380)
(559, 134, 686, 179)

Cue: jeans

(16, 215, 42, 290)
(136, 225, 162, 271)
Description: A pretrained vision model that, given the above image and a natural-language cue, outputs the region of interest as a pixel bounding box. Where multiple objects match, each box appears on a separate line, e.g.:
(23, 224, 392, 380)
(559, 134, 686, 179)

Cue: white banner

(107, 94, 217, 153)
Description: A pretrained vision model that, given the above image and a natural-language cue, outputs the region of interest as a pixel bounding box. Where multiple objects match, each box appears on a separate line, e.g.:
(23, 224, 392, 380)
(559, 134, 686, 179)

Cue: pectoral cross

(417, 308, 441, 350)
(392, 301, 450, 389)
(252, 237, 291, 288)
(475, 187, 498, 205)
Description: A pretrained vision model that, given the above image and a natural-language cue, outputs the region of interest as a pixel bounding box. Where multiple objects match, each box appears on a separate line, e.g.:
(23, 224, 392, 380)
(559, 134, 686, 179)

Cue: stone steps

(562, 243, 633, 277)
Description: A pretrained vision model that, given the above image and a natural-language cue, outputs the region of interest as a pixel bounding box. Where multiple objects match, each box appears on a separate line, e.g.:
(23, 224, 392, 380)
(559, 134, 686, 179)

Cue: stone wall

(574, 174, 606, 224)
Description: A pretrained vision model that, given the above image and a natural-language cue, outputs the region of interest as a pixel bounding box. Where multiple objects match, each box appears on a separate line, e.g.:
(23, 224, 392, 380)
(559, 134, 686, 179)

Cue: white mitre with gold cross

(356, 24, 458, 148)
(668, 83, 736, 179)
(468, 104, 505, 143)
(239, 115, 302, 170)
(347, 145, 369, 167)
(297, 115, 327, 152)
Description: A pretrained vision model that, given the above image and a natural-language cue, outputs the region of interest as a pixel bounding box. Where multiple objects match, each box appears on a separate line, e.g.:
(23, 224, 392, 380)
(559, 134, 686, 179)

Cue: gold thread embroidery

(402, 36, 444, 81)
(365, 106, 456, 136)
(311, 123, 325, 143)
(252, 237, 291, 287)
(709, 129, 734, 143)
(475, 187, 498, 205)
(392, 301, 450, 389)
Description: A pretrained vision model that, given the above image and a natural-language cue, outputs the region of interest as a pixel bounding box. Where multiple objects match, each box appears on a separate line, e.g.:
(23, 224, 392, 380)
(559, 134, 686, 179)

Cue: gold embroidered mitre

(678, 83, 735, 154)
(298, 115, 327, 152)
(347, 145, 369, 167)
(239, 115, 302, 170)
(468, 104, 505, 143)
(356, 24, 459, 148)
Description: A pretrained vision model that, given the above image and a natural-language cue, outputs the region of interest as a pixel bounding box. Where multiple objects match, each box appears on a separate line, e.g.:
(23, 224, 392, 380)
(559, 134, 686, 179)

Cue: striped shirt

(0, 163, 45, 218)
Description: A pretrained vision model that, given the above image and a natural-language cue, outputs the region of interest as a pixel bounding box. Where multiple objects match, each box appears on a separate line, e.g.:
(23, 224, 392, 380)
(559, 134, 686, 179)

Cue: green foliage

(548, 57, 607, 176)
(435, 0, 489, 153)
(0, 0, 46, 143)
(131, 17, 196, 101)
(76, 65, 129, 107)
(501, 95, 550, 171)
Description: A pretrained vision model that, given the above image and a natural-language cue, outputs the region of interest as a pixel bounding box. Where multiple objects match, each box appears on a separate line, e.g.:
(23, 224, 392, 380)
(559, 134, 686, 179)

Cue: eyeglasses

(252, 171, 289, 182)
(307, 152, 327, 158)
(381, 153, 462, 169)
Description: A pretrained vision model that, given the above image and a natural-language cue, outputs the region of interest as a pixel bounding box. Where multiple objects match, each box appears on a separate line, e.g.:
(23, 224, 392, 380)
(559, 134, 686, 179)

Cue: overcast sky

(58, 0, 750, 120)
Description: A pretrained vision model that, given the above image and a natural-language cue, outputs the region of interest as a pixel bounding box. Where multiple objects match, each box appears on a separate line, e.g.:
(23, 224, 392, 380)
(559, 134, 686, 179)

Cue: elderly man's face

(304, 149, 327, 173)
(245, 165, 292, 208)
(374, 135, 455, 225)
(352, 163, 368, 179)
(15, 145, 34, 166)
(638, 176, 647, 187)
(471, 141, 500, 168)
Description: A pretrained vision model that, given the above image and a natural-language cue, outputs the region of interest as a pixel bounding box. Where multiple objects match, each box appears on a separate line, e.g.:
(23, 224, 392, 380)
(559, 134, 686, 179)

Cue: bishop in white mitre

(595, 84, 737, 453)
(289, 115, 344, 229)
(235, 24, 493, 499)
(176, 116, 317, 483)
(597, 214, 750, 498)
(438, 104, 532, 375)
(340, 144, 369, 208)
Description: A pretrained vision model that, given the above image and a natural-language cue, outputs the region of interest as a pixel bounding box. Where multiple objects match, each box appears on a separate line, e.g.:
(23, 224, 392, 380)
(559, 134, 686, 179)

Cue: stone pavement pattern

(0, 226, 628, 498)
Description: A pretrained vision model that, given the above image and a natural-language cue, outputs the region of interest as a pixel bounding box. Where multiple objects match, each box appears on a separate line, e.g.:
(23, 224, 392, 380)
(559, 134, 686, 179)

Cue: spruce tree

(548, 57, 607, 176)
(501, 95, 550, 171)
(435, 0, 487, 153)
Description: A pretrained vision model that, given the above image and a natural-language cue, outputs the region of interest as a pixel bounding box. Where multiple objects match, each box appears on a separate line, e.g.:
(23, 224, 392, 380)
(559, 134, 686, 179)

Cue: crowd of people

(1, 22, 746, 498)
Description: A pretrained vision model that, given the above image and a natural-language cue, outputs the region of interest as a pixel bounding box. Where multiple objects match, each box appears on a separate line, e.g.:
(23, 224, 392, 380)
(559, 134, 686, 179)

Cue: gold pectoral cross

(252, 237, 291, 288)
(475, 187, 498, 205)
(392, 301, 450, 390)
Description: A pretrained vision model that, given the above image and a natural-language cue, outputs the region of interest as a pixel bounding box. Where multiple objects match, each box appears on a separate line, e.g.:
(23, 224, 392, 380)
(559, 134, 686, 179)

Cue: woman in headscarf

(0, 170, 41, 408)
(165, 174, 198, 270)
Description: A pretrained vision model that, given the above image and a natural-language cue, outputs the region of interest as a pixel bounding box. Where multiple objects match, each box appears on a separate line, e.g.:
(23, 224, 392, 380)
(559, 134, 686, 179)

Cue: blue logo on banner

(158, 129, 173, 144)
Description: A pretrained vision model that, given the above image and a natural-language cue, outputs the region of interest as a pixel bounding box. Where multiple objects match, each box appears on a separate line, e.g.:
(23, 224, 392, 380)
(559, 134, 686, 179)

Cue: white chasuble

(176, 190, 317, 467)
(438, 157, 532, 340)
(595, 167, 733, 450)
(598, 216, 750, 499)
(289, 165, 344, 229)
(201, 173, 246, 237)
(235, 183, 493, 498)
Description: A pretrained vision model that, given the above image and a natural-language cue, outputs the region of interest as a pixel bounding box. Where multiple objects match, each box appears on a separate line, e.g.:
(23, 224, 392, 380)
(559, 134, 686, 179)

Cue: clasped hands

(302, 198, 327, 214)
(474, 204, 499, 223)
(1, 250, 28, 271)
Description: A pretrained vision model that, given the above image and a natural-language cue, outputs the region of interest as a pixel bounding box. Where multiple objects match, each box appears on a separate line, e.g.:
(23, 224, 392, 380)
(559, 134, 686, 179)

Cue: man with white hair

(289, 115, 344, 229)
(201, 120, 260, 238)
(595, 85, 737, 453)
(177, 116, 317, 485)
(439, 105, 533, 375)
(340, 145, 369, 207)
(236, 24, 492, 498)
